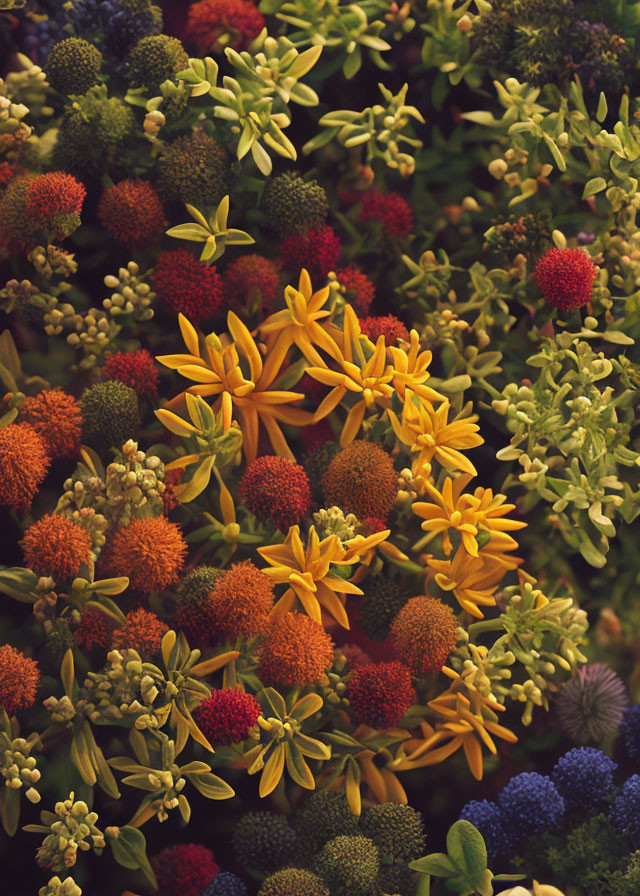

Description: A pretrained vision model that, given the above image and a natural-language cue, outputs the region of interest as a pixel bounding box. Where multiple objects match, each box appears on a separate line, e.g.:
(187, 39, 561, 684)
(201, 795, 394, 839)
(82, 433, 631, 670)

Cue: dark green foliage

(261, 171, 328, 237)
(293, 790, 359, 859)
(52, 86, 134, 176)
(126, 34, 188, 90)
(358, 576, 410, 641)
(45, 619, 75, 666)
(541, 813, 633, 894)
(474, 0, 630, 94)
(232, 811, 298, 874)
(81, 381, 139, 451)
(258, 869, 329, 896)
(312, 834, 379, 896)
(157, 130, 231, 206)
(485, 211, 553, 261)
(46, 37, 102, 95)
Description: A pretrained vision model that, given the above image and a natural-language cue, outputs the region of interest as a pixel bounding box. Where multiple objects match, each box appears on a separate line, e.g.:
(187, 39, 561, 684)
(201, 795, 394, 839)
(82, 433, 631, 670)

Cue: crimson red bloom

(102, 349, 159, 400)
(21, 514, 92, 581)
(98, 179, 166, 249)
(0, 645, 40, 715)
(0, 423, 50, 510)
(360, 190, 414, 238)
(223, 254, 280, 314)
(19, 388, 82, 458)
(195, 688, 261, 746)
(153, 248, 223, 324)
(185, 0, 265, 54)
(24, 172, 85, 239)
(74, 608, 116, 652)
(112, 607, 169, 657)
(359, 314, 410, 346)
(281, 225, 341, 280)
(348, 660, 415, 728)
(335, 265, 374, 316)
(534, 247, 598, 311)
(240, 456, 311, 531)
(151, 844, 220, 896)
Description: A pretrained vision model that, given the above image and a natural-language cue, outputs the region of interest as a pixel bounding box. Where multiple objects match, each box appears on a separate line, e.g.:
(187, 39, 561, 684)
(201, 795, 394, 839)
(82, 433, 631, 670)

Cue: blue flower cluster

(620, 705, 640, 760)
(65, 0, 160, 57)
(551, 747, 617, 815)
(203, 872, 249, 896)
(610, 775, 640, 844)
(460, 747, 621, 860)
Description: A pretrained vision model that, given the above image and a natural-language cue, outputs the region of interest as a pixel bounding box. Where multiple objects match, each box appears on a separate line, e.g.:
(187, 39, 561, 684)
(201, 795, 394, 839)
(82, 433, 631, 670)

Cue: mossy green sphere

(81, 381, 139, 451)
(261, 171, 328, 237)
(358, 577, 410, 642)
(157, 130, 231, 206)
(258, 869, 329, 896)
(52, 88, 134, 176)
(313, 834, 379, 896)
(293, 790, 359, 859)
(180, 566, 221, 605)
(232, 811, 298, 874)
(46, 37, 103, 95)
(127, 34, 188, 90)
(361, 802, 426, 862)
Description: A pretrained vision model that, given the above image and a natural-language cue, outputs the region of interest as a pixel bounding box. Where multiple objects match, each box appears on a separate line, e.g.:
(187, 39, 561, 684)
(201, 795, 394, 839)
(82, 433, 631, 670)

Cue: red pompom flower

(151, 844, 219, 896)
(348, 660, 415, 728)
(533, 247, 598, 311)
(335, 265, 374, 316)
(98, 179, 167, 248)
(359, 314, 409, 346)
(360, 190, 414, 238)
(24, 172, 86, 240)
(102, 349, 159, 400)
(223, 253, 280, 314)
(195, 688, 261, 746)
(153, 248, 223, 324)
(185, 0, 265, 54)
(281, 225, 341, 280)
(239, 456, 311, 532)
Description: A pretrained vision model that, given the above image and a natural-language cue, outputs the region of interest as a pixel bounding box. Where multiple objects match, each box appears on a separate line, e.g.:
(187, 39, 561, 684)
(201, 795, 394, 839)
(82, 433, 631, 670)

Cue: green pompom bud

(81, 381, 139, 452)
(293, 790, 359, 860)
(46, 37, 102, 95)
(358, 576, 410, 641)
(361, 802, 426, 862)
(313, 835, 379, 896)
(157, 130, 231, 206)
(232, 811, 299, 874)
(127, 34, 188, 90)
(258, 869, 329, 896)
(261, 171, 328, 237)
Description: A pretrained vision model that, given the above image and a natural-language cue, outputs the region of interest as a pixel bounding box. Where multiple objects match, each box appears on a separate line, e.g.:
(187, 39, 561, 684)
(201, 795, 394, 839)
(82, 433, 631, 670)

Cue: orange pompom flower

(112, 607, 169, 657)
(209, 560, 274, 641)
(21, 514, 92, 581)
(109, 517, 187, 593)
(0, 645, 40, 715)
(390, 594, 457, 675)
(258, 612, 334, 687)
(0, 423, 50, 510)
(19, 388, 83, 459)
(322, 440, 398, 522)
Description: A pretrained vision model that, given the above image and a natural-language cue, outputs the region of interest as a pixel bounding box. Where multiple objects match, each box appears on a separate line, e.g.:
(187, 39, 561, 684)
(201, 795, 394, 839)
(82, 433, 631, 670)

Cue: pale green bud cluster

(314, 506, 359, 542)
(35, 793, 105, 873)
(39, 877, 82, 896)
(82, 650, 162, 729)
(1, 731, 41, 804)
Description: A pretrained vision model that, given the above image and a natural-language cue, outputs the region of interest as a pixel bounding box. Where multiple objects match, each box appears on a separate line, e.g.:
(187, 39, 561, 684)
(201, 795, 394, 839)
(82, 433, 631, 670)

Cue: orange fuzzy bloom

(109, 517, 187, 593)
(322, 440, 397, 521)
(112, 607, 169, 657)
(21, 514, 92, 581)
(390, 594, 457, 675)
(0, 645, 40, 715)
(258, 612, 334, 687)
(74, 608, 117, 652)
(209, 560, 274, 641)
(0, 423, 50, 510)
(19, 388, 83, 459)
